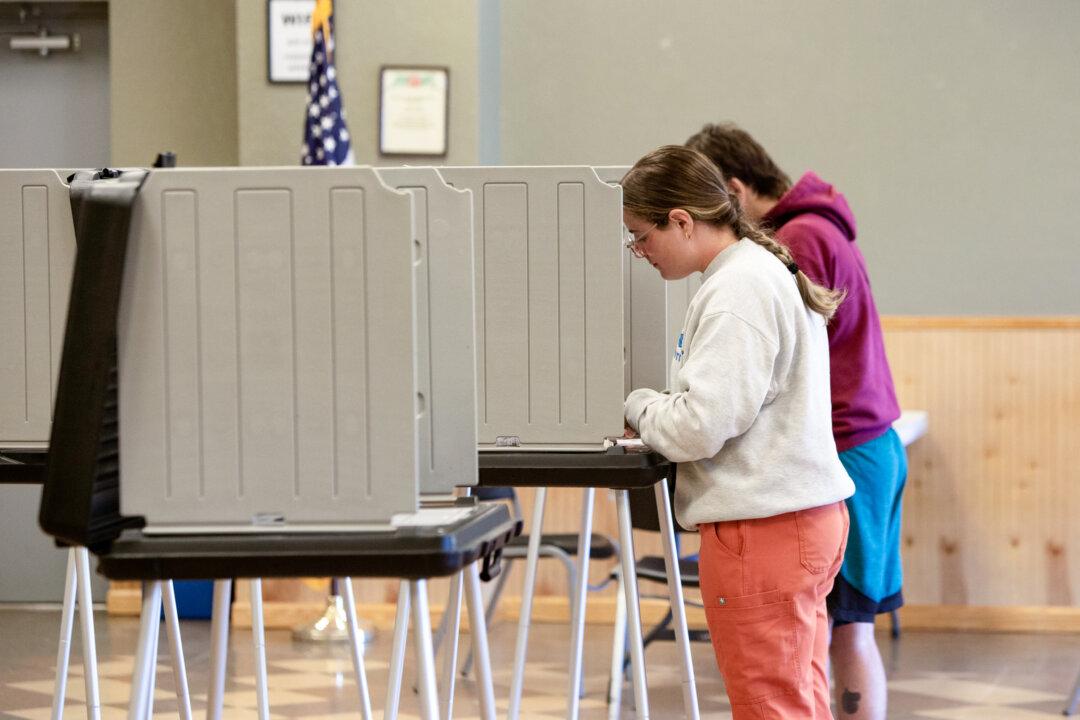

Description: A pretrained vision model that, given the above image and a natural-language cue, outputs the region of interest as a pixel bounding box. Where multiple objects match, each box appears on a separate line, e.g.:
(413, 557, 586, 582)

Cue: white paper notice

(268, 0, 316, 83)
(380, 67, 449, 156)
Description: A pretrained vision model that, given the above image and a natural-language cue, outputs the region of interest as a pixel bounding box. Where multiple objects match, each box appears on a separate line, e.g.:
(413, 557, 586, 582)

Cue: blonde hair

(622, 145, 845, 321)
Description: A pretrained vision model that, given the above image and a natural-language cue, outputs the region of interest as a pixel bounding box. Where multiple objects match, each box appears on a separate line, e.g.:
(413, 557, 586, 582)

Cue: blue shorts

(826, 428, 907, 625)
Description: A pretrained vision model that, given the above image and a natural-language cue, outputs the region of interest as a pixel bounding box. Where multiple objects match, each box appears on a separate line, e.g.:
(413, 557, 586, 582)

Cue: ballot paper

(391, 506, 476, 527)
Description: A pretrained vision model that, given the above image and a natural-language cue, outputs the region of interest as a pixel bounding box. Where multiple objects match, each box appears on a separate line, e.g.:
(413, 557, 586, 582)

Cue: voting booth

(593, 165, 702, 395)
(428, 165, 701, 720)
(0, 170, 76, 452)
(375, 166, 478, 495)
(36, 166, 516, 720)
(438, 166, 626, 449)
(117, 167, 420, 530)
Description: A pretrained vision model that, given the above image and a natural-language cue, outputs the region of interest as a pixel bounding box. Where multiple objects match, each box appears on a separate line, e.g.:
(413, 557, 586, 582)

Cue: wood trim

(882, 316, 1080, 330)
(106, 585, 143, 616)
(226, 597, 1080, 634)
(875, 605, 1080, 634)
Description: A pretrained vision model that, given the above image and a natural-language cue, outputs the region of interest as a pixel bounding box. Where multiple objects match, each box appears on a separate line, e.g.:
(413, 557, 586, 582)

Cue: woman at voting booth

(621, 145, 854, 719)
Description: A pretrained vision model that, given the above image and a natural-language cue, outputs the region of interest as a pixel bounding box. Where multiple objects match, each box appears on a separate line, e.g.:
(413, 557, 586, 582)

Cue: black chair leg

(890, 608, 901, 639)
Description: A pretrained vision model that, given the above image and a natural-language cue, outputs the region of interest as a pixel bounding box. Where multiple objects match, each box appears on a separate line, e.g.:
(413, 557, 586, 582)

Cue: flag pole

(292, 0, 373, 645)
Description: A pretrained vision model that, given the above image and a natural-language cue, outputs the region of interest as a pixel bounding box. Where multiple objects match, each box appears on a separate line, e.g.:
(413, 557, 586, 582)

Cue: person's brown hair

(622, 145, 843, 320)
(685, 122, 792, 200)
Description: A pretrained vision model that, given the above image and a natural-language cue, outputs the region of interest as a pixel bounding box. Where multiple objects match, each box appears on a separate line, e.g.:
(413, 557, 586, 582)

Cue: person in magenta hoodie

(687, 123, 906, 720)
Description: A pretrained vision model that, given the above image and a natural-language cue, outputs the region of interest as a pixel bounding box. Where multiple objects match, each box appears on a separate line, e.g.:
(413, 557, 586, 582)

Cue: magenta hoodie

(762, 171, 900, 452)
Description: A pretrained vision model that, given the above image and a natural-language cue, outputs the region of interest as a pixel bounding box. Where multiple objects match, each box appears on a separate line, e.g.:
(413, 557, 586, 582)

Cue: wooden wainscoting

(108, 317, 1080, 632)
(881, 316, 1080, 608)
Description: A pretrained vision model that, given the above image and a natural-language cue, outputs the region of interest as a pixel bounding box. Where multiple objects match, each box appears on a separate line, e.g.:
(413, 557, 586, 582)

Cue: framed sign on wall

(378, 66, 449, 157)
(267, 0, 316, 83)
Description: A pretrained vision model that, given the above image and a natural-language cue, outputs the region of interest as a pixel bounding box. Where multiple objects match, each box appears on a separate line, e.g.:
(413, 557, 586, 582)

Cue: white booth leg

(50, 548, 79, 720)
(74, 547, 101, 720)
(464, 563, 496, 720)
(143, 610, 160, 720)
(128, 581, 162, 720)
(162, 581, 193, 720)
(654, 477, 699, 720)
(615, 489, 650, 720)
(339, 577, 374, 720)
(410, 580, 440, 720)
(206, 579, 232, 720)
(566, 487, 595, 719)
(249, 579, 270, 720)
(1064, 668, 1080, 715)
(439, 571, 464, 720)
(607, 566, 628, 720)
(383, 582, 410, 720)
(507, 485, 548, 720)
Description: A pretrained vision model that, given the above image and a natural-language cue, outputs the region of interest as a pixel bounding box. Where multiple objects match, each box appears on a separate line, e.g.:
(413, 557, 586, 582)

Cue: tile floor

(0, 606, 1077, 718)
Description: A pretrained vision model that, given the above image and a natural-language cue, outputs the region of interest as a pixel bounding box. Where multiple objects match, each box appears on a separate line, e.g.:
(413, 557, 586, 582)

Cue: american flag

(302, 0, 353, 166)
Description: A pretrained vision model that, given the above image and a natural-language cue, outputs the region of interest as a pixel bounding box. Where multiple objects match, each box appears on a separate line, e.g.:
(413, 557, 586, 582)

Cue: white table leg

(50, 548, 78, 720)
(74, 547, 101, 720)
(507, 485, 547, 720)
(249, 579, 270, 720)
(410, 580, 440, 720)
(206, 579, 231, 720)
(615, 489, 650, 720)
(439, 571, 464, 720)
(383, 581, 410, 720)
(143, 610, 159, 720)
(1065, 667, 1080, 715)
(340, 577, 373, 720)
(567, 487, 595, 719)
(607, 566, 627, 720)
(654, 478, 699, 720)
(162, 581, 193, 720)
(464, 563, 496, 720)
(128, 581, 162, 720)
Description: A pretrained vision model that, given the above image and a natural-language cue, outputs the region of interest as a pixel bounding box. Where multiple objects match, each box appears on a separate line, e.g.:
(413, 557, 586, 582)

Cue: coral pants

(698, 501, 849, 719)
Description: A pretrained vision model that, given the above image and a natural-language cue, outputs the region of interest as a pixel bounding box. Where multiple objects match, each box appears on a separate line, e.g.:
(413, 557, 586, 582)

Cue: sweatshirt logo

(674, 332, 685, 363)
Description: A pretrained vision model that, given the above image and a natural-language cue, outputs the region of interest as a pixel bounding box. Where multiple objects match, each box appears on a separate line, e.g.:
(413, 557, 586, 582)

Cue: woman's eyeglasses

(623, 223, 657, 258)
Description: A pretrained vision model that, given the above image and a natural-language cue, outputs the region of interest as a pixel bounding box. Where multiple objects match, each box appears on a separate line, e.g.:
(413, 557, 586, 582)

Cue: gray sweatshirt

(624, 238, 854, 528)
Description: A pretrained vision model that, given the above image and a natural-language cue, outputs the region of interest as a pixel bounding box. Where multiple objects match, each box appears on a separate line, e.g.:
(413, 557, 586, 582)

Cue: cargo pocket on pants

(795, 503, 843, 574)
(704, 589, 801, 704)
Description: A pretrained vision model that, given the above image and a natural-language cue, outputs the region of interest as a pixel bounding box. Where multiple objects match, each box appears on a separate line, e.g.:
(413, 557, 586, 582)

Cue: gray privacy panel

(593, 166, 701, 394)
(438, 166, 625, 448)
(375, 167, 478, 493)
(117, 167, 419, 529)
(0, 170, 76, 450)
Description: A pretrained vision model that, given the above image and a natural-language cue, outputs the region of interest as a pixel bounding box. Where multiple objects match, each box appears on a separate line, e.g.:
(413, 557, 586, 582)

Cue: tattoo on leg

(841, 687, 862, 715)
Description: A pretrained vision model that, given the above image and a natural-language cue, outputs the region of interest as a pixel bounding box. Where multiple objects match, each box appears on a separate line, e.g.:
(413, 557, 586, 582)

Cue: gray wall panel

(0, 170, 76, 449)
(439, 166, 625, 447)
(376, 167, 478, 494)
(0, 169, 99, 601)
(594, 166, 701, 395)
(119, 167, 418, 529)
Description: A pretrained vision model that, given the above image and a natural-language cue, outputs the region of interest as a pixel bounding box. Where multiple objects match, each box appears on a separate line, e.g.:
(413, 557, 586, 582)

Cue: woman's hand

(623, 424, 639, 439)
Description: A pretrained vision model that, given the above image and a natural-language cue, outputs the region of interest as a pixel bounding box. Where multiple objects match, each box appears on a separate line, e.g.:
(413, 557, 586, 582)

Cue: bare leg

(830, 622, 887, 720)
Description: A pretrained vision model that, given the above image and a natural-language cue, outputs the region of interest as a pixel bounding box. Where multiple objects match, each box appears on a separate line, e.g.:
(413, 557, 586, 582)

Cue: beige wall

(235, 0, 479, 166)
(108, 0, 238, 166)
